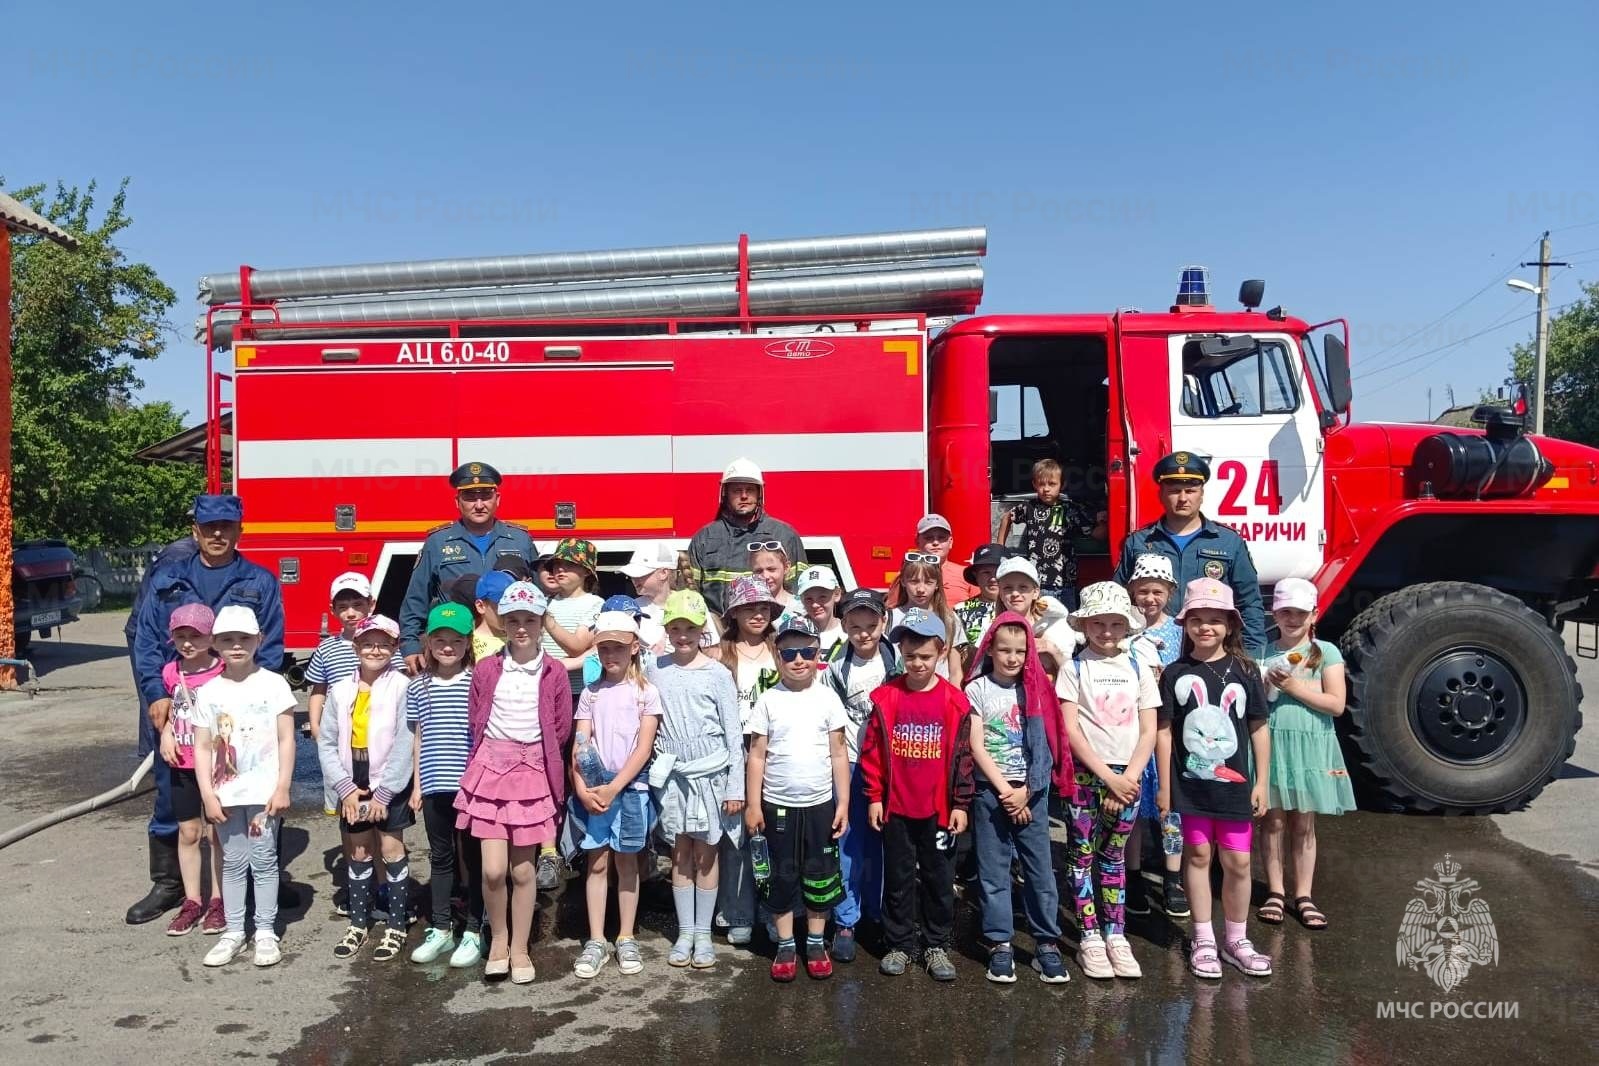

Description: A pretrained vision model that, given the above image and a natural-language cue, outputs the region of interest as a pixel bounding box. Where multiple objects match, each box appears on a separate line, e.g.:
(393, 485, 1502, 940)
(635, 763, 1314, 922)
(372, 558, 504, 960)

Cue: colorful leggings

(1069, 768, 1139, 937)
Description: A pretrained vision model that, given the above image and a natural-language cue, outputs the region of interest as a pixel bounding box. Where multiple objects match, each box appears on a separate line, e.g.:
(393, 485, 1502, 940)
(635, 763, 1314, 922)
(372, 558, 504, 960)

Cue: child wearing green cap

(406, 603, 483, 968)
(646, 590, 746, 969)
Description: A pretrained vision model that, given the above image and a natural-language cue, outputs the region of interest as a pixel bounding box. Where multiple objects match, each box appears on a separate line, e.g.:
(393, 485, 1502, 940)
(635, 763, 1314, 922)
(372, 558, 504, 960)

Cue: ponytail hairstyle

(1300, 623, 1324, 673)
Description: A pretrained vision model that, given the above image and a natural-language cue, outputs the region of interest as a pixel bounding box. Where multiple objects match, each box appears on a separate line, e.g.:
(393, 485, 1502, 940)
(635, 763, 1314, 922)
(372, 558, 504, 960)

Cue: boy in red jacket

(861, 608, 975, 982)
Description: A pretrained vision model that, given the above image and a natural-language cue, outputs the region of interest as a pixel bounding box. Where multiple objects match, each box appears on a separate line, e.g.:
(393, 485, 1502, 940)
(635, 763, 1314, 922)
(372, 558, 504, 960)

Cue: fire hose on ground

(0, 751, 155, 850)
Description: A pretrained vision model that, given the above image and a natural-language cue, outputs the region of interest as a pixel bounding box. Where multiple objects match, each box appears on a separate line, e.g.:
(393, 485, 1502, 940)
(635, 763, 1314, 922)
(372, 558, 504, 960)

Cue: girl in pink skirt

(457, 581, 574, 984)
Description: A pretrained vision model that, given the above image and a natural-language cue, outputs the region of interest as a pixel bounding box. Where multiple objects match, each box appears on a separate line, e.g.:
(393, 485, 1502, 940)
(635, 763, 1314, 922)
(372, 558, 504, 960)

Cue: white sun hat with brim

(1127, 554, 1177, 589)
(1069, 581, 1146, 634)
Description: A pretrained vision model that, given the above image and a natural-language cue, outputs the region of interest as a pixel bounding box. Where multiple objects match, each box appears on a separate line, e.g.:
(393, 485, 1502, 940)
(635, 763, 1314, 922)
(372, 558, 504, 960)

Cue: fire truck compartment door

(1167, 333, 1325, 583)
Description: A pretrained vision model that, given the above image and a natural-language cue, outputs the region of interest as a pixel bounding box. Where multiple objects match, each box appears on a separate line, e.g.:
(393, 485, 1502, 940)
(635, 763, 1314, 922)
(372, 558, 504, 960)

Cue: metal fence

(76, 545, 164, 607)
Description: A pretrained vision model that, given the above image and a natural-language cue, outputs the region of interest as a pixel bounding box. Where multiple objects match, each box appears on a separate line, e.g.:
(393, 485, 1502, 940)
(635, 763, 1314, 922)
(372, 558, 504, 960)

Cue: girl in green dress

(1256, 578, 1354, 930)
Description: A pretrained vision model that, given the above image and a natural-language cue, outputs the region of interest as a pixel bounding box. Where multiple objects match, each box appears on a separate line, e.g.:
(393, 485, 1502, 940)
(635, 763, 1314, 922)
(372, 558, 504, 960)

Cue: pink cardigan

(468, 651, 574, 810)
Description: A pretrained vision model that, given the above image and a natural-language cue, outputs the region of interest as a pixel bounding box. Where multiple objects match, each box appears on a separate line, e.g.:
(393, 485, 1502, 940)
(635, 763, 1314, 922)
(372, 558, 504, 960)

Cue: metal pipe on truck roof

(198, 262, 984, 347)
(197, 227, 987, 304)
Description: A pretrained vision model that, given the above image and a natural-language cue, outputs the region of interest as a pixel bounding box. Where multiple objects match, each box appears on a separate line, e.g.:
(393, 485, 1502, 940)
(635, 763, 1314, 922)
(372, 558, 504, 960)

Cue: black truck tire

(1341, 582, 1582, 814)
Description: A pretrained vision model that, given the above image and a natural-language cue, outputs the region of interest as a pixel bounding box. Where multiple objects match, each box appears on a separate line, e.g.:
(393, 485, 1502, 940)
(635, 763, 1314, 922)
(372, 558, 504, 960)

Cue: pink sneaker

(165, 898, 203, 937)
(1222, 937, 1273, 977)
(202, 898, 227, 935)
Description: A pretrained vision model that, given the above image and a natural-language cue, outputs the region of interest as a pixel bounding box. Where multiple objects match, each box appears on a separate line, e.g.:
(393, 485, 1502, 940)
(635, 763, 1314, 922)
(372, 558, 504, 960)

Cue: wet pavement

(2, 613, 1597, 1064)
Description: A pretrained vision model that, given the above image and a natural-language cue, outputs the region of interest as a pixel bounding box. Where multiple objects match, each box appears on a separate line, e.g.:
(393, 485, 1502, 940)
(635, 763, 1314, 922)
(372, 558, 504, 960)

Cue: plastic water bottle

(750, 833, 771, 889)
(576, 735, 610, 789)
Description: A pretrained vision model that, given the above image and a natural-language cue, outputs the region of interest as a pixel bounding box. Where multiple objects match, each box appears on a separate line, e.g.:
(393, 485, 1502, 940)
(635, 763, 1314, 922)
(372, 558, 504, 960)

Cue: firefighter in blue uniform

(399, 461, 538, 671)
(125, 493, 286, 924)
(1111, 452, 1267, 652)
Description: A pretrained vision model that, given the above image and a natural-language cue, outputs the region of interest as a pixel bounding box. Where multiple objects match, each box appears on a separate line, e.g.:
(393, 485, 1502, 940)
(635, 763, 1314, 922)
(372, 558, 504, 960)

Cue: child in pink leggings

(1155, 579, 1272, 979)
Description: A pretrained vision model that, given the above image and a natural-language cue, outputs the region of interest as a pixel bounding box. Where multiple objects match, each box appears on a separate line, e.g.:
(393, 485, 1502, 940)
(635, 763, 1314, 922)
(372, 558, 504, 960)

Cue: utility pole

(1523, 232, 1568, 435)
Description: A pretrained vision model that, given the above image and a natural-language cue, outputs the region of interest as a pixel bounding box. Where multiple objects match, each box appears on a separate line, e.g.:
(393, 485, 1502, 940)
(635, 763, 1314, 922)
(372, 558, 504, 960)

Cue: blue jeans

(131, 637, 176, 838)
(972, 783, 1061, 944)
(834, 762, 882, 929)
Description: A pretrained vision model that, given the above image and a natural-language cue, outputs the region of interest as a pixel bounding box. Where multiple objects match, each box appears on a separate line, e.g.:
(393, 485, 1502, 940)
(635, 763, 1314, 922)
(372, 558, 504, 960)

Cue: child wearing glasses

(888, 556, 967, 687)
(744, 616, 851, 982)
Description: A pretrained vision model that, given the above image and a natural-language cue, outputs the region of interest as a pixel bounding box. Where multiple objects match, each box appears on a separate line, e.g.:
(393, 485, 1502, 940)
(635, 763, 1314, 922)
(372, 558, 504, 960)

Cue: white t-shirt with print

(747, 681, 848, 807)
(966, 674, 1027, 783)
(191, 668, 296, 807)
(838, 651, 888, 762)
(1055, 647, 1161, 765)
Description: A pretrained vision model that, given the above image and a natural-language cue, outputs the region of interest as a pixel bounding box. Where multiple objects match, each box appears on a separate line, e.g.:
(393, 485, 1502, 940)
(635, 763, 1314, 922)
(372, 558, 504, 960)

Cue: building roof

(0, 192, 79, 248)
(134, 412, 231, 466)
(1433, 403, 1483, 428)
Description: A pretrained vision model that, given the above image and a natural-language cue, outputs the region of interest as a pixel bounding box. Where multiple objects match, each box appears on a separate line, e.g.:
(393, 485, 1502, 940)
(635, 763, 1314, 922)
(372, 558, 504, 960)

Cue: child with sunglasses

(888, 555, 967, 687)
(745, 616, 850, 982)
(747, 541, 798, 623)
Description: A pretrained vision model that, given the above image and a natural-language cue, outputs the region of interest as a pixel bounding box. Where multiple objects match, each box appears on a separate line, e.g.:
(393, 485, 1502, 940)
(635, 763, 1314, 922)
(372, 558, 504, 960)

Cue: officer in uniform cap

(1111, 451, 1266, 651)
(399, 461, 539, 670)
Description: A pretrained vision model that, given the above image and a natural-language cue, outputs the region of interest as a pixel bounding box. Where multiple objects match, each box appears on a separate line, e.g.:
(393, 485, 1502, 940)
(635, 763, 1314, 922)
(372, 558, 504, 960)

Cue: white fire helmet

(721, 458, 764, 486)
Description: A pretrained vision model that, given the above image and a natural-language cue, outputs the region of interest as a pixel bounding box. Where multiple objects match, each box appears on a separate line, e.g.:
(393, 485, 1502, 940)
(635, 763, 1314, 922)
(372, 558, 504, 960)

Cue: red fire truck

(200, 229, 1595, 814)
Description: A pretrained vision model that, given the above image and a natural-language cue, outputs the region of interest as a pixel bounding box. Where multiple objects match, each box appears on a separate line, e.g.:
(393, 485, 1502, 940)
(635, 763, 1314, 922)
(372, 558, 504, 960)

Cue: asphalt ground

(1, 612, 1596, 1064)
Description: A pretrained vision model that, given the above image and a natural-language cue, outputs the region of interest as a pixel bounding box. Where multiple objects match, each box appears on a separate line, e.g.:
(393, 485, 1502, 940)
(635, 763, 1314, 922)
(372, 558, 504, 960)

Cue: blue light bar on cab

(1176, 266, 1210, 307)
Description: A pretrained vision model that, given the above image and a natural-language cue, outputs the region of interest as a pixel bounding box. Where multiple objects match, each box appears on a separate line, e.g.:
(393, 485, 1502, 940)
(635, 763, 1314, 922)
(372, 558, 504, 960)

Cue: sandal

(1188, 940, 1222, 980)
(1222, 937, 1273, 977)
(1293, 896, 1328, 930)
(1256, 892, 1287, 925)
(371, 926, 408, 962)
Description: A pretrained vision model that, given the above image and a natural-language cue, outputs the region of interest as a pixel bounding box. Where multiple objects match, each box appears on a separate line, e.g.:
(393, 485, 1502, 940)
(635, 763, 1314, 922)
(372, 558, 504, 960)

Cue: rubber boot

(125, 833, 184, 925)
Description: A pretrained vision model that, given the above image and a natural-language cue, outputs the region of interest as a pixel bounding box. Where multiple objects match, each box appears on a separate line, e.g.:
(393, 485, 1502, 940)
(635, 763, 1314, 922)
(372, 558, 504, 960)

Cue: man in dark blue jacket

(1111, 452, 1266, 653)
(125, 494, 285, 924)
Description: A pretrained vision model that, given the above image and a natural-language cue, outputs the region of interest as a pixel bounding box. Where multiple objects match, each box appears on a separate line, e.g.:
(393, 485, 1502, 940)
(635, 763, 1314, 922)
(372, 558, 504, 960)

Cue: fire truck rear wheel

(1341, 581, 1582, 815)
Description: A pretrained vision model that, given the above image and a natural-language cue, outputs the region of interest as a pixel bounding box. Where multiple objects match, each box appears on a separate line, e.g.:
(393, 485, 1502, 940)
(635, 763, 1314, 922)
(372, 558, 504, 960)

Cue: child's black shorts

(760, 800, 843, 913)
(339, 755, 416, 835)
(170, 767, 202, 822)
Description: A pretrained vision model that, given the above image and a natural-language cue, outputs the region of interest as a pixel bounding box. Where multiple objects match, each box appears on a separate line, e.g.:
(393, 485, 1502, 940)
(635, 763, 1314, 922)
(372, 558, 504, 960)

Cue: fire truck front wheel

(1341, 582, 1582, 815)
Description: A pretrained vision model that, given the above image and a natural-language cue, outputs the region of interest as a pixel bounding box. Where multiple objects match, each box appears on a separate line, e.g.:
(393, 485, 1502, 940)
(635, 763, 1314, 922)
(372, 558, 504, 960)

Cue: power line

(1358, 299, 1577, 389)
(1357, 237, 1541, 373)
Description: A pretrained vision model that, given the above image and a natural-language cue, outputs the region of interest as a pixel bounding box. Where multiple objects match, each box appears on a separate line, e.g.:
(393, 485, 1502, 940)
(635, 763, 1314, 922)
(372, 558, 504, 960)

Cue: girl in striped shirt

(406, 603, 483, 968)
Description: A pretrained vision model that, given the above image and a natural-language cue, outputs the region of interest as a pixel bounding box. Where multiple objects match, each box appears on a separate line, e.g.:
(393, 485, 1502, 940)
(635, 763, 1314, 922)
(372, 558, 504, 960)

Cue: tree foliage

(1509, 281, 1599, 446)
(6, 178, 202, 547)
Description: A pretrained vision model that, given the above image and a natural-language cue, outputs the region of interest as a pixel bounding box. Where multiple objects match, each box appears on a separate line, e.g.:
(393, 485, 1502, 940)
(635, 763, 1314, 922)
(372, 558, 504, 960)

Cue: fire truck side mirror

(989, 389, 1000, 425)
(1323, 333, 1352, 416)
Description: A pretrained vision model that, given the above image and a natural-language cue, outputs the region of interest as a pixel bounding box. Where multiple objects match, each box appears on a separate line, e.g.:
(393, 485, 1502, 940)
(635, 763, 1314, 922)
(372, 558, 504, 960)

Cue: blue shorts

(574, 789, 656, 854)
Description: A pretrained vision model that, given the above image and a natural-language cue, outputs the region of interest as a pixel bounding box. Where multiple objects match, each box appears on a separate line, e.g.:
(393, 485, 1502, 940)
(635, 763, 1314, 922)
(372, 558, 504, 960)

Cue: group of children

(149, 481, 1356, 986)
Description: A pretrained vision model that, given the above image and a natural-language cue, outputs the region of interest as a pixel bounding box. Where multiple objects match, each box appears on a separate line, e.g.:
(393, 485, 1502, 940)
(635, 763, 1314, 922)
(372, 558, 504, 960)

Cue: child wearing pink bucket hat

(1157, 579, 1273, 981)
(1255, 577, 1354, 933)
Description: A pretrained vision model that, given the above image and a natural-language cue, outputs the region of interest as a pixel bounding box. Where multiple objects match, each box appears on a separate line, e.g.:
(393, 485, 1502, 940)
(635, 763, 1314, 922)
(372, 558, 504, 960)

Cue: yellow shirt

(351, 689, 371, 749)
(474, 628, 506, 663)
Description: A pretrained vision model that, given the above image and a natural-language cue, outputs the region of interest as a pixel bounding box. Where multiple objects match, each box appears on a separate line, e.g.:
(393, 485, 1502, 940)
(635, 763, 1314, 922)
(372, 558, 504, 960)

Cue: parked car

(11, 539, 84, 655)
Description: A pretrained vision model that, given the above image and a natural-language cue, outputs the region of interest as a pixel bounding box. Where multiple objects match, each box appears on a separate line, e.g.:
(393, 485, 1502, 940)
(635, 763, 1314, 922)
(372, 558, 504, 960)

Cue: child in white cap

(795, 565, 845, 656)
(570, 611, 663, 979)
(1255, 577, 1353, 932)
(1057, 582, 1161, 979)
(190, 605, 297, 969)
(1123, 554, 1188, 918)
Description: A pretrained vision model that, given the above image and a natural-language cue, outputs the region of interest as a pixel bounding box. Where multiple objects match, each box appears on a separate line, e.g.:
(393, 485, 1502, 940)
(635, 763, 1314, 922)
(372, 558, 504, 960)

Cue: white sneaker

(1077, 936, 1114, 979)
(253, 934, 282, 967)
(204, 932, 247, 967)
(1105, 934, 1142, 979)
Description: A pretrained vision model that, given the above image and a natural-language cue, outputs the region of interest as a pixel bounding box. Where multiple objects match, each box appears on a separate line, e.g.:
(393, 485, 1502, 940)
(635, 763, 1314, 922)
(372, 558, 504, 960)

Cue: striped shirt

(541, 592, 603, 694)
(405, 671, 474, 795)
(306, 633, 405, 686)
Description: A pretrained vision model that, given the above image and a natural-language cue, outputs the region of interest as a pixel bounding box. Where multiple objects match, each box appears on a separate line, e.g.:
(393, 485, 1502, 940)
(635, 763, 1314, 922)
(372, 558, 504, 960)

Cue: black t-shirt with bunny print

(1158, 655, 1270, 821)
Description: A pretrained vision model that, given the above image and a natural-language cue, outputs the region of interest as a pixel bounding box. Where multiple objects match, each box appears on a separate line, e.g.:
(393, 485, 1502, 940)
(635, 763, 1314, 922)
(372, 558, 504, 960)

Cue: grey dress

(647, 656, 746, 845)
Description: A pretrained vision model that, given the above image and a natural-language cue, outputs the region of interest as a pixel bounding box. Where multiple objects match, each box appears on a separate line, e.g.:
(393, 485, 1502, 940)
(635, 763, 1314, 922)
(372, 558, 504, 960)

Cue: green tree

(1509, 281, 1599, 445)
(5, 178, 202, 547)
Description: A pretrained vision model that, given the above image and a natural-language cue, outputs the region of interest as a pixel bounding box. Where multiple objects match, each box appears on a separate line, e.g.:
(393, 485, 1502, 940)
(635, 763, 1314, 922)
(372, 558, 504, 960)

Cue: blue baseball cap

(475, 570, 515, 604)
(602, 594, 645, 618)
(889, 607, 947, 643)
(192, 494, 243, 524)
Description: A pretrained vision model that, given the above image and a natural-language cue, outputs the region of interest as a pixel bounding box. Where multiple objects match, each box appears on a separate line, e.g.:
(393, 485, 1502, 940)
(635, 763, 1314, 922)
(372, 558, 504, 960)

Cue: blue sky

(7, 0, 1597, 425)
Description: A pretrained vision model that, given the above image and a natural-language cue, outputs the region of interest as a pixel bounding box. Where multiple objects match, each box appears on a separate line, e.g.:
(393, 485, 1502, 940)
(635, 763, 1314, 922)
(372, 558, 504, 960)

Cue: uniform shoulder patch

(501, 520, 532, 533)
(424, 522, 453, 537)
